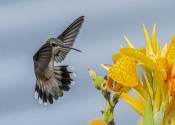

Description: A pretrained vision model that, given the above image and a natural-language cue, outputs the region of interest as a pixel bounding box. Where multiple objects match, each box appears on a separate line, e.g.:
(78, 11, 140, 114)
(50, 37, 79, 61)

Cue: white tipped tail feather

(67, 66, 75, 72)
(34, 65, 76, 105)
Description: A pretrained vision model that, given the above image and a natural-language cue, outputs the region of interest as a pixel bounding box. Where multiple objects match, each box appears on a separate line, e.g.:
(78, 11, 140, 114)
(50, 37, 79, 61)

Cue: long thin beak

(62, 46, 82, 52)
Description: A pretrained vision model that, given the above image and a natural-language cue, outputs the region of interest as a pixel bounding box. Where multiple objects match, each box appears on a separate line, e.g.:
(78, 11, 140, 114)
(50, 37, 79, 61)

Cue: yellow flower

(97, 24, 175, 125)
(166, 35, 175, 67)
(103, 24, 175, 124)
(88, 119, 107, 125)
(166, 36, 175, 96)
(109, 55, 139, 87)
(121, 25, 175, 125)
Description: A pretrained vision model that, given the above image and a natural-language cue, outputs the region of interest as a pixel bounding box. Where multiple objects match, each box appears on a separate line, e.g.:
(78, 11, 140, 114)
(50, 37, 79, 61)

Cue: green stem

(101, 90, 121, 125)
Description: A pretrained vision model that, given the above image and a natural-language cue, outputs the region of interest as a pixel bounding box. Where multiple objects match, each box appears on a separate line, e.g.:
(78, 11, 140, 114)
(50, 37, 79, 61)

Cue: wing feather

(33, 43, 52, 75)
(55, 16, 84, 62)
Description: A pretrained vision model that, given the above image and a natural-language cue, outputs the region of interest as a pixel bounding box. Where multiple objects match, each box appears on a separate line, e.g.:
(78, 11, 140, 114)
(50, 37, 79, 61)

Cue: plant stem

(108, 120, 115, 125)
(101, 90, 121, 125)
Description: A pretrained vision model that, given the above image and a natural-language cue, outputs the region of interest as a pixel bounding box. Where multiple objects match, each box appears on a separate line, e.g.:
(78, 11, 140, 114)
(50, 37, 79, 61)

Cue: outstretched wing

(33, 43, 52, 76)
(55, 16, 84, 62)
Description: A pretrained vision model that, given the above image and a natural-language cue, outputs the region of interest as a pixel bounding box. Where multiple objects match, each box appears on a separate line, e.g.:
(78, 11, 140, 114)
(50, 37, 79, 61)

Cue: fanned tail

(34, 65, 76, 105)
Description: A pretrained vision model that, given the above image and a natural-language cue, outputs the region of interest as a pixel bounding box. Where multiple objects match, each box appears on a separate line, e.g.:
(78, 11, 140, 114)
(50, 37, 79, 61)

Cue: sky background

(0, 0, 175, 125)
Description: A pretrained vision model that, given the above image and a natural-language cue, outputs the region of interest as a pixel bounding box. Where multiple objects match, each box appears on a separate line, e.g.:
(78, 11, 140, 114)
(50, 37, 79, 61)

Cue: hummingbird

(33, 16, 84, 105)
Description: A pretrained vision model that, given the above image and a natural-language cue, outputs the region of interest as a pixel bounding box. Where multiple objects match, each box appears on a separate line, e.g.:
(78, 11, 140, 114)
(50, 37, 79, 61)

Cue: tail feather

(43, 92, 47, 103)
(60, 84, 70, 91)
(48, 94, 53, 104)
(34, 65, 76, 105)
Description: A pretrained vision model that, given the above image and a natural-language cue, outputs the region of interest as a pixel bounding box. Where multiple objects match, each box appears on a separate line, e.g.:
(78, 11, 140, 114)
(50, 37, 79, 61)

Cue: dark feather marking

(63, 34, 77, 41)
(64, 27, 81, 37)
(54, 72, 72, 80)
(39, 47, 51, 53)
(60, 84, 70, 91)
(57, 65, 68, 68)
(39, 89, 42, 99)
(43, 92, 47, 103)
(62, 78, 71, 85)
(48, 94, 53, 104)
(38, 50, 51, 56)
(35, 84, 39, 92)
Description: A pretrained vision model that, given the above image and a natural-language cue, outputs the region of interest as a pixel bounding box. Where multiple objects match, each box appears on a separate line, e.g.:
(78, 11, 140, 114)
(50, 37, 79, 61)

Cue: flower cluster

(89, 25, 175, 125)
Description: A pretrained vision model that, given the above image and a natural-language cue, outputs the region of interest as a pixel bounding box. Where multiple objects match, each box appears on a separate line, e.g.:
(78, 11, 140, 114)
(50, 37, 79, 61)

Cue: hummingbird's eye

(51, 43, 57, 47)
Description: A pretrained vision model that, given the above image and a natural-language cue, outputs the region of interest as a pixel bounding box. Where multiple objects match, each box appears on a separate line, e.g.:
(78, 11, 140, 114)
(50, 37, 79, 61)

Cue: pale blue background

(0, 0, 175, 125)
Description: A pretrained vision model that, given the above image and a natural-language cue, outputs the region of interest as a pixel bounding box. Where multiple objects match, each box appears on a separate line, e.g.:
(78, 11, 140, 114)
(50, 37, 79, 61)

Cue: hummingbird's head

(47, 38, 62, 54)
(47, 38, 82, 53)
(47, 38, 61, 47)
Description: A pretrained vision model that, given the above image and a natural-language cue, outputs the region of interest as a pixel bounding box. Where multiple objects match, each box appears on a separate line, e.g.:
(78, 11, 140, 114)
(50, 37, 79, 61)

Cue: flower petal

(120, 48, 157, 70)
(151, 24, 157, 53)
(143, 24, 154, 55)
(88, 119, 107, 125)
(156, 57, 168, 80)
(134, 89, 145, 107)
(161, 43, 168, 58)
(124, 35, 135, 49)
(166, 35, 175, 66)
(120, 93, 144, 116)
(112, 53, 122, 63)
(106, 77, 115, 91)
(108, 55, 139, 87)
(168, 79, 175, 96)
(137, 118, 143, 125)
(171, 62, 175, 78)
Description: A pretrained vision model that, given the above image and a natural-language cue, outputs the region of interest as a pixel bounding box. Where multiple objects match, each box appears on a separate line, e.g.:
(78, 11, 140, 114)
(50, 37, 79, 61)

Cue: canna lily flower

(101, 56, 145, 116)
(101, 24, 175, 125)
(120, 25, 175, 125)
(89, 24, 175, 125)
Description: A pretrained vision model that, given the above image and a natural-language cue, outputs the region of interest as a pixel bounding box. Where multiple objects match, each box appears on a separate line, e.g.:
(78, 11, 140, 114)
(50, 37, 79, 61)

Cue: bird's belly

(43, 68, 53, 79)
(42, 61, 54, 80)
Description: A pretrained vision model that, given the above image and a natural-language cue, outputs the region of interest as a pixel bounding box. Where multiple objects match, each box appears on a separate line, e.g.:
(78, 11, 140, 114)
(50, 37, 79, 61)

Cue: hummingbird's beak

(62, 45, 82, 52)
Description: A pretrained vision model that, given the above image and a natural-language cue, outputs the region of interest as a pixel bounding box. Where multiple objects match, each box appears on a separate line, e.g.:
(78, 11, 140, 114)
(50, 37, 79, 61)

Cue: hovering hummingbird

(33, 16, 84, 105)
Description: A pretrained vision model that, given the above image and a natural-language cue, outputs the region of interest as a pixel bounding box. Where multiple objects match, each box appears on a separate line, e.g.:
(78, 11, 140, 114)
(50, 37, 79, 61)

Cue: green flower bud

(88, 69, 106, 90)
(102, 110, 114, 123)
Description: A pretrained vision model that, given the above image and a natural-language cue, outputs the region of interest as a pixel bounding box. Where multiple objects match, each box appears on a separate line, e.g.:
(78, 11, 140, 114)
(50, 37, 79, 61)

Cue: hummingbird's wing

(33, 43, 52, 75)
(55, 16, 84, 62)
